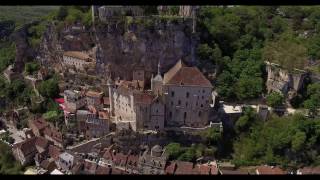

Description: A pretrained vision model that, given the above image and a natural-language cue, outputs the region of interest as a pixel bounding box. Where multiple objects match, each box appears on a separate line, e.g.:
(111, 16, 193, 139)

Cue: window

(186, 102, 188, 107)
(171, 101, 173, 106)
(186, 92, 189, 98)
(178, 100, 181, 105)
(198, 111, 201, 117)
(184, 112, 187, 120)
(202, 90, 205, 93)
(169, 111, 172, 118)
(171, 91, 175, 97)
(202, 96, 204, 99)
(201, 104, 203, 107)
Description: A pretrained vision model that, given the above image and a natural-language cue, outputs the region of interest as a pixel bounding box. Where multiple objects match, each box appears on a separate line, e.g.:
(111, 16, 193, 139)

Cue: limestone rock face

(266, 61, 308, 95)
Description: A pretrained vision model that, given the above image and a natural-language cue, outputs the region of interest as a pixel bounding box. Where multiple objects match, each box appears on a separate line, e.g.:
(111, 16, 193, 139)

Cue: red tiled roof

(113, 152, 128, 167)
(35, 137, 49, 150)
(88, 105, 97, 115)
(30, 118, 49, 131)
(256, 166, 286, 175)
(98, 111, 109, 120)
(126, 154, 139, 168)
(111, 168, 126, 175)
(44, 127, 63, 144)
(48, 145, 62, 160)
(96, 165, 111, 175)
(219, 169, 249, 175)
(175, 161, 198, 175)
(165, 162, 177, 175)
(63, 51, 94, 62)
(102, 148, 114, 161)
(298, 167, 320, 175)
(164, 60, 212, 87)
(86, 91, 103, 98)
(134, 92, 154, 104)
(196, 164, 212, 175)
(83, 160, 97, 174)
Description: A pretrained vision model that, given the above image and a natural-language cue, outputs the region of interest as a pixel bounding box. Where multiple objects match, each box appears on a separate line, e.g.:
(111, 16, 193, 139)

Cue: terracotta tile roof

(48, 145, 62, 160)
(88, 105, 98, 115)
(111, 168, 126, 175)
(298, 167, 320, 175)
(13, 137, 37, 157)
(134, 92, 154, 104)
(96, 165, 111, 175)
(102, 148, 114, 161)
(35, 137, 50, 150)
(44, 127, 63, 144)
(175, 161, 198, 175)
(30, 118, 49, 131)
(165, 162, 177, 174)
(196, 164, 212, 175)
(164, 60, 212, 87)
(98, 111, 109, 120)
(86, 91, 104, 98)
(63, 51, 94, 62)
(256, 166, 286, 175)
(219, 169, 249, 175)
(113, 152, 128, 167)
(40, 158, 57, 171)
(71, 161, 84, 174)
(83, 160, 97, 174)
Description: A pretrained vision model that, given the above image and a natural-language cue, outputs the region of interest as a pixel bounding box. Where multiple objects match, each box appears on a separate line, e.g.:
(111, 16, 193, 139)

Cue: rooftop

(163, 60, 213, 88)
(63, 51, 94, 62)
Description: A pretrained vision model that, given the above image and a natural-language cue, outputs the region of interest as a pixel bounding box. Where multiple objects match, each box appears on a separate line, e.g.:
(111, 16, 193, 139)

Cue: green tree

(201, 127, 222, 146)
(24, 62, 40, 75)
(57, 6, 69, 21)
(266, 92, 284, 108)
(37, 78, 59, 98)
(165, 143, 183, 160)
(291, 131, 306, 152)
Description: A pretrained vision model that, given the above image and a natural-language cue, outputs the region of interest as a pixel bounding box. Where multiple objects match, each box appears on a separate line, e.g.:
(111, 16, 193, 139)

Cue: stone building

(12, 137, 38, 166)
(98, 6, 144, 21)
(108, 59, 214, 131)
(162, 60, 213, 127)
(64, 90, 86, 113)
(137, 145, 168, 175)
(85, 111, 110, 139)
(86, 90, 104, 108)
(62, 51, 95, 71)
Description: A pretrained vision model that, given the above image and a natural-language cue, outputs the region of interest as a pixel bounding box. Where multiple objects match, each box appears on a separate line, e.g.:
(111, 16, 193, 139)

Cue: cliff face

(38, 17, 198, 80)
(266, 62, 308, 95)
(95, 18, 197, 80)
(11, 21, 37, 73)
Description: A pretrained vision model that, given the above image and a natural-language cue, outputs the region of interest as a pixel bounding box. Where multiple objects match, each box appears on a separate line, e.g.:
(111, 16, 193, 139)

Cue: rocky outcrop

(266, 61, 308, 95)
(95, 17, 197, 80)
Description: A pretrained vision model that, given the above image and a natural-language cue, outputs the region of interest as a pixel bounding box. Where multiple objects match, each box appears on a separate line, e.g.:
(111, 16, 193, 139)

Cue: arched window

(178, 100, 181, 105)
(198, 111, 201, 117)
(186, 92, 189, 98)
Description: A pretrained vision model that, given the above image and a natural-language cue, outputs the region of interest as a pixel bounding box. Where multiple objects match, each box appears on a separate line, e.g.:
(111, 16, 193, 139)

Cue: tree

(263, 39, 307, 71)
(165, 143, 183, 160)
(235, 107, 258, 134)
(235, 75, 263, 100)
(266, 92, 284, 108)
(201, 127, 222, 146)
(291, 131, 306, 152)
(57, 6, 68, 21)
(0, 142, 23, 174)
(37, 78, 59, 98)
(24, 62, 40, 75)
(304, 83, 320, 117)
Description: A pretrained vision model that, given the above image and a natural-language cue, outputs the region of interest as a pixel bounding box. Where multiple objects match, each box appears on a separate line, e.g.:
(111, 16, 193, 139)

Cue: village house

(28, 118, 50, 137)
(56, 152, 75, 173)
(297, 166, 320, 175)
(255, 165, 287, 175)
(12, 137, 38, 166)
(43, 126, 64, 148)
(62, 51, 95, 71)
(85, 110, 110, 139)
(86, 90, 104, 108)
(64, 90, 87, 113)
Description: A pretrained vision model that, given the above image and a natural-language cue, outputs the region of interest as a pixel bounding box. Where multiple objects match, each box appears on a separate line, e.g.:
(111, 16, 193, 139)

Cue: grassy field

(0, 6, 59, 28)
